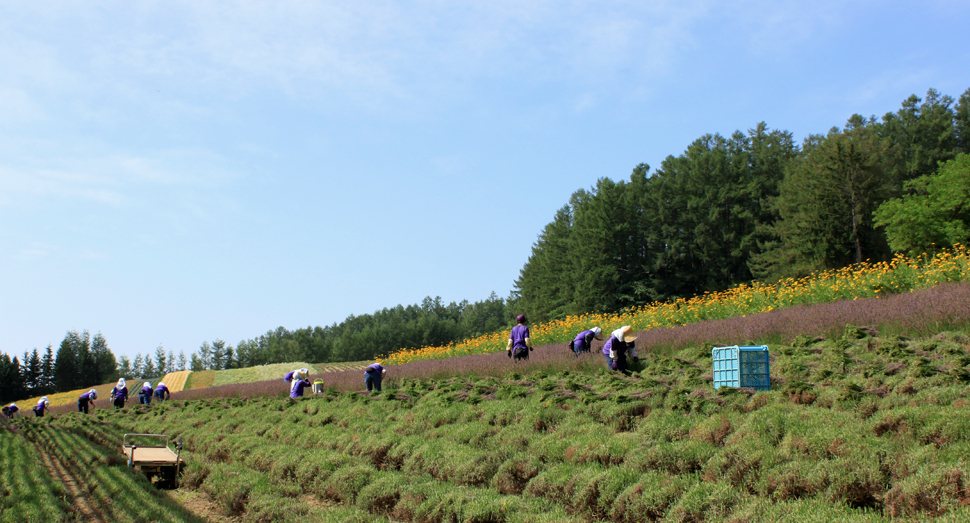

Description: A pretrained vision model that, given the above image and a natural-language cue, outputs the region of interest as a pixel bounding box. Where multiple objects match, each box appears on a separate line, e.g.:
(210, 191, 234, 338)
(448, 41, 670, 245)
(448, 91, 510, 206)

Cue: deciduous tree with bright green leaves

(875, 153, 970, 256)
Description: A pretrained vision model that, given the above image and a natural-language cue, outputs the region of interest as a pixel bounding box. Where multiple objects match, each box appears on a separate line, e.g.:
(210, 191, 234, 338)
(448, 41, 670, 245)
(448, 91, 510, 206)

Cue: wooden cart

(122, 433, 184, 488)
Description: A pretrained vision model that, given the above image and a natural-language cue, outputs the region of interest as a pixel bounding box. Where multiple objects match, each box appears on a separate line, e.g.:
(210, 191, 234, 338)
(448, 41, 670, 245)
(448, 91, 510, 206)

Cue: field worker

(33, 397, 51, 418)
(154, 382, 171, 402)
(570, 327, 603, 356)
(289, 370, 312, 399)
(364, 363, 386, 392)
(284, 368, 310, 382)
(139, 382, 153, 405)
(78, 389, 97, 414)
(506, 315, 533, 361)
(603, 325, 639, 374)
(3, 403, 18, 418)
(111, 378, 129, 409)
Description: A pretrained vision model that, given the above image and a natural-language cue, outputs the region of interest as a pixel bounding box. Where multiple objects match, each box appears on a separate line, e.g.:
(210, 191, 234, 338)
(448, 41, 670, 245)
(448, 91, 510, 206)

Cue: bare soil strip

(37, 446, 104, 523)
(170, 489, 241, 523)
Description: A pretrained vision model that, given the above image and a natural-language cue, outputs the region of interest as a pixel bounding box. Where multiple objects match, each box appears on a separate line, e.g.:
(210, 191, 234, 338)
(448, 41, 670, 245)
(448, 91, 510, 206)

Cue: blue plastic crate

(712, 345, 771, 391)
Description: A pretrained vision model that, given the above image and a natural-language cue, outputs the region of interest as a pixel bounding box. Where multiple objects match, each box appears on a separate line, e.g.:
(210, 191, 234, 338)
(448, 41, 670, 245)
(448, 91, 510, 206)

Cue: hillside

(5, 284, 970, 522)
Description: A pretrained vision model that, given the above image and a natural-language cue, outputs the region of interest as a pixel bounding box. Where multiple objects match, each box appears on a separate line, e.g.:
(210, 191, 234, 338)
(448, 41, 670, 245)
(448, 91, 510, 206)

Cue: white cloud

(0, 147, 235, 208)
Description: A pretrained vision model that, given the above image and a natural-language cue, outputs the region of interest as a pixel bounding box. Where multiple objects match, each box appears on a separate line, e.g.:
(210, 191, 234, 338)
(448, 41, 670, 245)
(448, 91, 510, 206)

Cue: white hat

(612, 326, 638, 343)
(144, 382, 152, 388)
(41, 396, 49, 403)
(158, 382, 165, 388)
(90, 389, 98, 399)
(591, 326, 603, 339)
(117, 378, 126, 388)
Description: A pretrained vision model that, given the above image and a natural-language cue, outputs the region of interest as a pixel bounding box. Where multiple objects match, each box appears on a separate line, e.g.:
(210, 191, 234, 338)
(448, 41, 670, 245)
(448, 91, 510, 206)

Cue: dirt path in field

(171, 489, 240, 523)
(38, 447, 105, 522)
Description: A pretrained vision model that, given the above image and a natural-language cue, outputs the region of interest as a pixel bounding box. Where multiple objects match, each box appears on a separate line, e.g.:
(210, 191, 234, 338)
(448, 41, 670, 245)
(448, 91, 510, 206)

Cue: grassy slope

(20, 319, 970, 522)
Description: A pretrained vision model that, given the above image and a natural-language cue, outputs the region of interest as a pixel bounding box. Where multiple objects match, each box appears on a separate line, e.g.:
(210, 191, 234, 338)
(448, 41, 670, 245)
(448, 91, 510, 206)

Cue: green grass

(27, 325, 960, 521)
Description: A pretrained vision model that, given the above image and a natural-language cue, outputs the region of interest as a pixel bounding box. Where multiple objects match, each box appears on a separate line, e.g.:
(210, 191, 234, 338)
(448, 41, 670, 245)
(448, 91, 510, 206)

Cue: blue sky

(2, 1, 968, 361)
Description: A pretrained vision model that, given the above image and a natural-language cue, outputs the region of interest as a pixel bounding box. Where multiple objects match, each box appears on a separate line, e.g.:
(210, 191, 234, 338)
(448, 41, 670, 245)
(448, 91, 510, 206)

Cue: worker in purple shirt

(603, 325, 639, 374)
(154, 382, 171, 402)
(571, 327, 603, 356)
(111, 378, 129, 409)
(365, 363, 386, 392)
(78, 389, 98, 413)
(33, 397, 51, 418)
(3, 403, 18, 418)
(506, 315, 533, 361)
(289, 370, 312, 399)
(139, 382, 153, 405)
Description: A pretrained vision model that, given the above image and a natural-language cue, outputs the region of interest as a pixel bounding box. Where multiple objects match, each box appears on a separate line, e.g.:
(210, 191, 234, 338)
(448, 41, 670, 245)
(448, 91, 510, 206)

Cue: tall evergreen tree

(0, 353, 26, 403)
(155, 346, 167, 376)
(90, 332, 116, 384)
(755, 118, 890, 278)
(117, 356, 134, 379)
(41, 345, 55, 395)
(54, 331, 83, 392)
(956, 88, 970, 155)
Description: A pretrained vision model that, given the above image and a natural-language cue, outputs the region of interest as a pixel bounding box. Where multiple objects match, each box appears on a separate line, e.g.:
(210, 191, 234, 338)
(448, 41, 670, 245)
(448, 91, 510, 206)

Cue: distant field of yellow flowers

(381, 245, 970, 365)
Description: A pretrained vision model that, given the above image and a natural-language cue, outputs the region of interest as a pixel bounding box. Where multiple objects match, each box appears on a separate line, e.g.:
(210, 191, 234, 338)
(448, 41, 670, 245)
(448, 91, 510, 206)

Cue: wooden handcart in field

(122, 433, 184, 488)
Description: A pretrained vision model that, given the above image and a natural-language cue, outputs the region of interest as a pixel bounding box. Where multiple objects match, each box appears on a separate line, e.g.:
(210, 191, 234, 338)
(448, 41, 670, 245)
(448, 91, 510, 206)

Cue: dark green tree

(0, 353, 26, 403)
(90, 332, 116, 384)
(880, 88, 959, 185)
(155, 346, 167, 375)
(956, 88, 970, 155)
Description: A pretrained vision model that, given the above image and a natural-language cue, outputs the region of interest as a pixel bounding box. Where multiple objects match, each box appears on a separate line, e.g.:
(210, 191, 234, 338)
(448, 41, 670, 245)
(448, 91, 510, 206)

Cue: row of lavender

(45, 281, 966, 410)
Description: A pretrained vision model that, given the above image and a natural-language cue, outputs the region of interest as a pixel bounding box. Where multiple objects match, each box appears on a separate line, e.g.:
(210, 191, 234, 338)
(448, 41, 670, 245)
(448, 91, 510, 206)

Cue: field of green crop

(189, 361, 371, 388)
(8, 321, 970, 522)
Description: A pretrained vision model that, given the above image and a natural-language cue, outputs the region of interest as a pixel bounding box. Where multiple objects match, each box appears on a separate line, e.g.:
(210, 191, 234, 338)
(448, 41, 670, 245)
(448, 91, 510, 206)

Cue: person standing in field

(570, 326, 603, 356)
(507, 315, 533, 361)
(2, 403, 18, 418)
(78, 389, 97, 413)
(139, 382, 153, 405)
(289, 370, 312, 399)
(111, 378, 129, 409)
(154, 382, 170, 402)
(33, 397, 50, 418)
(365, 363, 386, 392)
(603, 325, 639, 374)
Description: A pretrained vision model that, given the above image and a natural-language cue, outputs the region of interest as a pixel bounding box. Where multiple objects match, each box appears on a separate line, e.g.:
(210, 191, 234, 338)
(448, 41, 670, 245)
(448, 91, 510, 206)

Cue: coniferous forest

(2, 87, 969, 399)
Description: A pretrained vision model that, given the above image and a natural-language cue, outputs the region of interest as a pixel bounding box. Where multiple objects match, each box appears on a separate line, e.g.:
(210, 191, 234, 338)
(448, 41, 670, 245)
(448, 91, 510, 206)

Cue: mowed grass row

(0, 424, 71, 523)
(14, 417, 205, 523)
(78, 325, 970, 522)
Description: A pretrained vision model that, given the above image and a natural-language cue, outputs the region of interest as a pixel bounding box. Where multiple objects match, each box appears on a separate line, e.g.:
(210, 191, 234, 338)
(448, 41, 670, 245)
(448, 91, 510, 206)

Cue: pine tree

(90, 332, 116, 384)
(155, 346, 167, 376)
(142, 354, 156, 378)
(41, 345, 55, 395)
(132, 354, 144, 377)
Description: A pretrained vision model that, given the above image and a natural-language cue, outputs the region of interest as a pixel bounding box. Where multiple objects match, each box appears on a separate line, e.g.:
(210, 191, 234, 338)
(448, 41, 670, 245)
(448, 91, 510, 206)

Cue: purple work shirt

(573, 330, 597, 350)
(284, 371, 295, 382)
(35, 400, 48, 412)
(289, 379, 311, 398)
(112, 386, 128, 400)
(141, 385, 152, 395)
(365, 363, 384, 374)
(8, 405, 18, 414)
(79, 392, 96, 402)
(604, 335, 635, 359)
(510, 324, 530, 350)
(154, 385, 170, 395)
